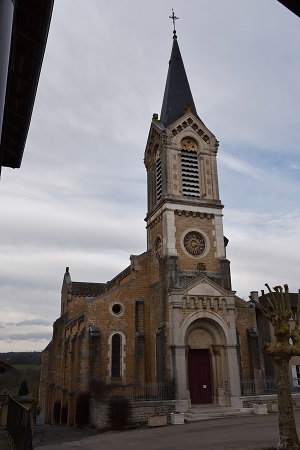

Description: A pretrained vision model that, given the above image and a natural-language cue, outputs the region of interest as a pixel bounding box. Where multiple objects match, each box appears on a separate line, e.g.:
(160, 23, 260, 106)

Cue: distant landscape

(0, 352, 42, 399)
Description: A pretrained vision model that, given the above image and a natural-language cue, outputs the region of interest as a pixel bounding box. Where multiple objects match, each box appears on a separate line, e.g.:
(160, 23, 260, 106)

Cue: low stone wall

(89, 400, 109, 429)
(232, 393, 300, 409)
(89, 399, 176, 429)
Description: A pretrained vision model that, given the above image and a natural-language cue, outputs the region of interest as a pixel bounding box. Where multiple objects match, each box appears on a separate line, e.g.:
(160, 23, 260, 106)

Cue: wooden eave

(0, 0, 54, 169)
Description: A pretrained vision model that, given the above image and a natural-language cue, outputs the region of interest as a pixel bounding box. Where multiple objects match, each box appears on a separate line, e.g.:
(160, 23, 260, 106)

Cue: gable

(169, 112, 217, 150)
(171, 274, 234, 298)
(187, 278, 230, 297)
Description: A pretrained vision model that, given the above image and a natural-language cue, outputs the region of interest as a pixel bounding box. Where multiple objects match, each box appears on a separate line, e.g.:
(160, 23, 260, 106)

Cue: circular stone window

(112, 303, 122, 315)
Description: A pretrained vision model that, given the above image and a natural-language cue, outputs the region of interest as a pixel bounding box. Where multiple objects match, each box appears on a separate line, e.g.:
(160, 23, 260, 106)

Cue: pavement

(34, 410, 300, 449)
(0, 428, 12, 450)
(1, 410, 300, 449)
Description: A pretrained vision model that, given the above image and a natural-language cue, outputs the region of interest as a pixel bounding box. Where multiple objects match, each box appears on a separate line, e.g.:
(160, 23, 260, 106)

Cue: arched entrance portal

(186, 318, 226, 404)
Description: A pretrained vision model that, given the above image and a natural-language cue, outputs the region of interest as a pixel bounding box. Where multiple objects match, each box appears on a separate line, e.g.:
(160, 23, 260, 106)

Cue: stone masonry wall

(89, 399, 176, 429)
(235, 298, 261, 380)
(174, 212, 219, 273)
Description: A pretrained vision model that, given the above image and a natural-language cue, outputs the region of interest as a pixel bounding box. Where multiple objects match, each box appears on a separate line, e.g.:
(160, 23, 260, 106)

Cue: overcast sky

(0, 0, 299, 352)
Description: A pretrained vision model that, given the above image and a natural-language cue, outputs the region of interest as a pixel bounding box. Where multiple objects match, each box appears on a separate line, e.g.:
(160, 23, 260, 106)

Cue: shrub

(53, 401, 61, 424)
(108, 396, 131, 430)
(61, 404, 68, 424)
(90, 380, 108, 401)
(75, 392, 89, 426)
(18, 380, 29, 396)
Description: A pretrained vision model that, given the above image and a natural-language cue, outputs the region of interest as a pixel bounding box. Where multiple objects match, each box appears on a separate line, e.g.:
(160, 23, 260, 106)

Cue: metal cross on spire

(169, 9, 178, 39)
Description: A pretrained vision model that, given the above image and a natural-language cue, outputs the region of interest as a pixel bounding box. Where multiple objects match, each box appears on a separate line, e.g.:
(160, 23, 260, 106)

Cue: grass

(13, 364, 41, 371)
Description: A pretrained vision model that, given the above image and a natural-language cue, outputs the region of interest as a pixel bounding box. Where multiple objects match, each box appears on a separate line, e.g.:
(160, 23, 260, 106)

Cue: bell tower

(144, 22, 231, 292)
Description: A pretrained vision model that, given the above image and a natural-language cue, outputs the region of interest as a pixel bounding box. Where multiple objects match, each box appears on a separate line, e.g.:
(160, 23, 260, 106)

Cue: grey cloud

(15, 319, 52, 327)
(1, 332, 52, 342)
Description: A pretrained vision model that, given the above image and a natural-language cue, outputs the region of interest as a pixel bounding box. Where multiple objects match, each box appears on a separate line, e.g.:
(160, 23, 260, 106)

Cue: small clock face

(154, 236, 162, 259)
(183, 231, 205, 256)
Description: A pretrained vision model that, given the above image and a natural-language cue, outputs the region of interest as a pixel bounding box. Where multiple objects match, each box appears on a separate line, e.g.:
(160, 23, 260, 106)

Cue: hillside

(0, 351, 42, 366)
(0, 352, 42, 398)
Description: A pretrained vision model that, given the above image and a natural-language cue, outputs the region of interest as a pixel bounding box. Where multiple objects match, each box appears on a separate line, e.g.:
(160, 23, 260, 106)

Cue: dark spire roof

(160, 35, 199, 127)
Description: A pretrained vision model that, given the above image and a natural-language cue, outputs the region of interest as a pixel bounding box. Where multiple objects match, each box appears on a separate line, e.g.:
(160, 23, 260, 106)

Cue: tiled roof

(160, 35, 199, 127)
(71, 282, 105, 296)
(259, 292, 299, 308)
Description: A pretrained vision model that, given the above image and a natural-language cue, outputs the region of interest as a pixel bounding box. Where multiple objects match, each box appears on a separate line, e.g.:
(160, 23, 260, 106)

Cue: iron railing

(90, 380, 175, 402)
(6, 395, 33, 450)
(241, 377, 300, 396)
(128, 381, 175, 401)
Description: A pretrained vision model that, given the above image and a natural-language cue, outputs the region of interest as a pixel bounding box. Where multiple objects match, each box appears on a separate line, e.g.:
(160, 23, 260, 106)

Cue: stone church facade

(39, 30, 265, 426)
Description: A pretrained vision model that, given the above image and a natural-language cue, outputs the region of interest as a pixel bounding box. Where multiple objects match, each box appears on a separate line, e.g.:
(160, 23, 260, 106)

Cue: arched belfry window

(111, 334, 121, 380)
(155, 148, 162, 202)
(181, 139, 200, 197)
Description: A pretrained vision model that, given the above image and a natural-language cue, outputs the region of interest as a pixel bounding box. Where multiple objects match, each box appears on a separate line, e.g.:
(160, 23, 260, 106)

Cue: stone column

(173, 345, 188, 401)
(211, 345, 227, 405)
(225, 345, 241, 399)
(210, 347, 217, 403)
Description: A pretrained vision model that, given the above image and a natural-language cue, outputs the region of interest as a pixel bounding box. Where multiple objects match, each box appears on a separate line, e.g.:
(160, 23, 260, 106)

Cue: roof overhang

(277, 1, 300, 18)
(0, 360, 13, 374)
(0, 0, 54, 171)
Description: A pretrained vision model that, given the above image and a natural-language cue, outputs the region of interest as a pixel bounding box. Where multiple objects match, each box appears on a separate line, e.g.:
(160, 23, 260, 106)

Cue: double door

(188, 349, 212, 403)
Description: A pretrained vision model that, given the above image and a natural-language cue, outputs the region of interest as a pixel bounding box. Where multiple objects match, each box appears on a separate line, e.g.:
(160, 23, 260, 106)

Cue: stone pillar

(211, 345, 227, 405)
(172, 345, 188, 401)
(225, 345, 241, 399)
(210, 347, 217, 403)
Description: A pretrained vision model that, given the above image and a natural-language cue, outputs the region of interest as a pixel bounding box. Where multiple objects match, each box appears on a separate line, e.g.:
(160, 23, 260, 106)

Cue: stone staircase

(184, 404, 253, 423)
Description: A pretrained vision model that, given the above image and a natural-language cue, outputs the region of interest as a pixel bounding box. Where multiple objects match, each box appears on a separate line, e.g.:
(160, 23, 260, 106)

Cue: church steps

(184, 405, 253, 423)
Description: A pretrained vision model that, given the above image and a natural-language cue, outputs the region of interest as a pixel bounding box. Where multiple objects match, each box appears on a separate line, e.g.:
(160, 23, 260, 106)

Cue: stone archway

(172, 309, 241, 407)
(185, 318, 227, 405)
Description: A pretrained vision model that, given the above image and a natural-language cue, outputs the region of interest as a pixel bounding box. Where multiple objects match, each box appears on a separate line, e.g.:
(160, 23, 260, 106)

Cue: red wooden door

(188, 349, 212, 403)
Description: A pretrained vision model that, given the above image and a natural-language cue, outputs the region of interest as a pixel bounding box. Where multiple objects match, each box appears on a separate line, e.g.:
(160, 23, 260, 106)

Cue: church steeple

(145, 15, 232, 292)
(160, 32, 199, 127)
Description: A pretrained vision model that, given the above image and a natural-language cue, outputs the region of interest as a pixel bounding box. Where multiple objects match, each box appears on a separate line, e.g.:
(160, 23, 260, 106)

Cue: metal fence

(241, 377, 300, 396)
(6, 395, 33, 450)
(127, 381, 175, 401)
(90, 380, 175, 402)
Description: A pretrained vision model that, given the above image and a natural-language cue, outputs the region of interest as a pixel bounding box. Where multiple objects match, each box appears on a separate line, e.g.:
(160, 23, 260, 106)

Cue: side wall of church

(235, 299, 263, 381)
(38, 347, 50, 422)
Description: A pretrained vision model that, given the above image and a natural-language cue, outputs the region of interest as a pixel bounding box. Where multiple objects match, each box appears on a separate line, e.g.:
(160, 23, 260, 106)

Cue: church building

(39, 23, 265, 426)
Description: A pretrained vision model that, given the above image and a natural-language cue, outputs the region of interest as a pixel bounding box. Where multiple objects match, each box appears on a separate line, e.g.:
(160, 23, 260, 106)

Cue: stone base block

(254, 404, 268, 415)
(170, 413, 185, 425)
(267, 402, 278, 413)
(148, 415, 167, 427)
(175, 400, 188, 413)
(36, 415, 44, 426)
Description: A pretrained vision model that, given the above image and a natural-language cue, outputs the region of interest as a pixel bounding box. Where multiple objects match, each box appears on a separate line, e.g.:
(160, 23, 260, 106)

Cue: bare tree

(254, 284, 300, 450)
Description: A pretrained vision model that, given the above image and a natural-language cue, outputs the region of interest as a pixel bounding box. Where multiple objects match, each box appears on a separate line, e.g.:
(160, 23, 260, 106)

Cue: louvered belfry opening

(181, 148, 200, 197)
(156, 152, 162, 202)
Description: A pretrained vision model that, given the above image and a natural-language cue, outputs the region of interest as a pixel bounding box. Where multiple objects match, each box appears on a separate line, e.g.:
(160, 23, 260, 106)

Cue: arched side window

(108, 331, 126, 383)
(180, 138, 200, 197)
(111, 334, 121, 380)
(156, 149, 162, 202)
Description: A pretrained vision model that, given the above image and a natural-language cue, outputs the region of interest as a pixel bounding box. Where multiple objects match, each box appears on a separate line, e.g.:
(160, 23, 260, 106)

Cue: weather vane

(169, 9, 178, 38)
